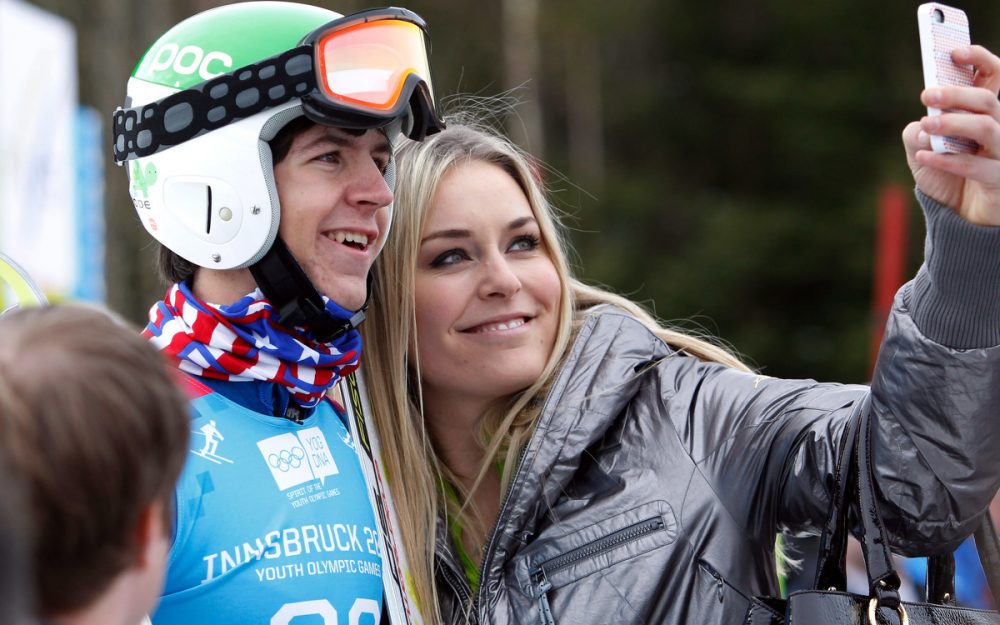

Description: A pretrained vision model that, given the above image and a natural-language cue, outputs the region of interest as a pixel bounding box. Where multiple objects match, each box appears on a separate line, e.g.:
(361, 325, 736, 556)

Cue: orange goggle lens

(316, 19, 433, 113)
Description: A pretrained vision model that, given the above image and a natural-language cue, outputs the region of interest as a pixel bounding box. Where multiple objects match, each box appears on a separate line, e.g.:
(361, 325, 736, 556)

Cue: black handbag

(745, 394, 1000, 625)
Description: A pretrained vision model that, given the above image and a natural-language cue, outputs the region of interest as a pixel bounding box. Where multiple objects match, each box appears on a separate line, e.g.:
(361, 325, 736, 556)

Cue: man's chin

(318, 278, 368, 313)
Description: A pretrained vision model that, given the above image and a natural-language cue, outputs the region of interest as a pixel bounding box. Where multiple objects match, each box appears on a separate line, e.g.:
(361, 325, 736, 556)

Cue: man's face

(273, 125, 393, 311)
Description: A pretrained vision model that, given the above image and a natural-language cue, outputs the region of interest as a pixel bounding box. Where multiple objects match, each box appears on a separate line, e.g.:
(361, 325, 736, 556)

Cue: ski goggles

(113, 7, 443, 164)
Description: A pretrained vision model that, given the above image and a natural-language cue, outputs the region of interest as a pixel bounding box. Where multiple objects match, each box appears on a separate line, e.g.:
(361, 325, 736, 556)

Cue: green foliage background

(31, 0, 1000, 383)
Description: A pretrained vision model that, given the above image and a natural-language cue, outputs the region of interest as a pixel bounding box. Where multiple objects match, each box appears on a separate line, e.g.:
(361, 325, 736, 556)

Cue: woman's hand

(902, 45, 1000, 226)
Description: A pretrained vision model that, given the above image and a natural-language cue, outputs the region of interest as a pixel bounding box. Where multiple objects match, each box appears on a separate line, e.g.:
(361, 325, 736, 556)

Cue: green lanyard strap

(440, 458, 507, 594)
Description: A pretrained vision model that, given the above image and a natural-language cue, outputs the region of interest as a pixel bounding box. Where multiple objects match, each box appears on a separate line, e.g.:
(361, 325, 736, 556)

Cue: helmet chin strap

(248, 237, 371, 343)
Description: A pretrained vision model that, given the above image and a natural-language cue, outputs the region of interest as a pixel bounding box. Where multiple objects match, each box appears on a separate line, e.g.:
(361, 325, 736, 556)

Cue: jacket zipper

(438, 558, 477, 624)
(529, 516, 666, 625)
(701, 560, 725, 603)
(473, 441, 533, 618)
(697, 559, 750, 603)
(535, 567, 556, 625)
(473, 318, 599, 621)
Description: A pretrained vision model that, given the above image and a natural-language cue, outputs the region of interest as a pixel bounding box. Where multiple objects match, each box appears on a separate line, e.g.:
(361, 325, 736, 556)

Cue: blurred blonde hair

(362, 119, 749, 622)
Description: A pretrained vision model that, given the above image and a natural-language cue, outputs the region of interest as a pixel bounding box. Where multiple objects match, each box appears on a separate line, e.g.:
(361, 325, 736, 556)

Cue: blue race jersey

(153, 381, 383, 625)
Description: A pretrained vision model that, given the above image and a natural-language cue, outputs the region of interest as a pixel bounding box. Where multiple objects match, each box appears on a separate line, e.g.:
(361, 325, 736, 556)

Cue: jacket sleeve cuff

(907, 187, 1000, 349)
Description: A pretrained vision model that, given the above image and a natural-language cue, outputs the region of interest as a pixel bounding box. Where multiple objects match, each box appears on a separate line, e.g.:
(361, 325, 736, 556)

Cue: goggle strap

(248, 237, 369, 343)
(112, 46, 315, 163)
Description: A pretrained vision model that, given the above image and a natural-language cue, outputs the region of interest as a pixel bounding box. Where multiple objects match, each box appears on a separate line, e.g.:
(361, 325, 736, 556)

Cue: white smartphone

(917, 2, 977, 154)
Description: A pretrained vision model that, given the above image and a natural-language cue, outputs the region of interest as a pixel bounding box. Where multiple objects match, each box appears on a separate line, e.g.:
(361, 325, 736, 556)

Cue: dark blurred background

(18, 0, 1000, 382)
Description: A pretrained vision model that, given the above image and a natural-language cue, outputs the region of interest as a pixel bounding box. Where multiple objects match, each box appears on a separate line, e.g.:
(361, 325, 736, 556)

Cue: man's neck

(42, 573, 149, 625)
(190, 266, 257, 305)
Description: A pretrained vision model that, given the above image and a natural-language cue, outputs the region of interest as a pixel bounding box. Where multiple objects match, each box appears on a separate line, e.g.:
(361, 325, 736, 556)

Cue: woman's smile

(460, 314, 532, 334)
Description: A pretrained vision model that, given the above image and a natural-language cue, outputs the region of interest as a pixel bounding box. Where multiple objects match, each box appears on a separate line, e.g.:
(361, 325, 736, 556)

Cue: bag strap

(926, 552, 956, 604)
(854, 393, 904, 609)
(813, 396, 865, 591)
(815, 393, 943, 608)
(975, 510, 1000, 607)
(814, 392, 998, 609)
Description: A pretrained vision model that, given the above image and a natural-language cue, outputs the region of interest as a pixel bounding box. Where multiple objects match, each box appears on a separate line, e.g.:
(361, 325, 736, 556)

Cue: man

(112, 2, 443, 623)
(0, 305, 190, 625)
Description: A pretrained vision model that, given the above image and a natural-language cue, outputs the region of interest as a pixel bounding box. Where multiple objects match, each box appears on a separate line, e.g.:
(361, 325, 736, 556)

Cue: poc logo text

(149, 43, 233, 81)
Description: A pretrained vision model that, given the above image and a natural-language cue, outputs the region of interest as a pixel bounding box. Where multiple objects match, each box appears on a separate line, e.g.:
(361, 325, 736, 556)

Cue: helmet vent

(165, 181, 213, 236)
(205, 185, 213, 234)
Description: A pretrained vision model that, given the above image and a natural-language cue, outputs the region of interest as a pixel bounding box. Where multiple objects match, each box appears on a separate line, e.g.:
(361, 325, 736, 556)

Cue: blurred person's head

(0, 456, 31, 625)
(0, 305, 190, 625)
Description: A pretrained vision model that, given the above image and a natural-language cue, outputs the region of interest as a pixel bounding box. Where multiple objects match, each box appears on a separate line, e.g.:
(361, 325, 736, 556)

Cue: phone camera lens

(932, 8, 945, 24)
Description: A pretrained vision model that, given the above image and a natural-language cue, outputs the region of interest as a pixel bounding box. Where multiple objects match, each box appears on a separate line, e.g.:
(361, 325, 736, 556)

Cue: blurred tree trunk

(31, 0, 207, 323)
(565, 35, 604, 193)
(502, 0, 545, 156)
(93, 0, 167, 323)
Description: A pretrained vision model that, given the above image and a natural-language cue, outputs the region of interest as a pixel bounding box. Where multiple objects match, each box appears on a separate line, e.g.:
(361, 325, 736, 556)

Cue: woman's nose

(479, 256, 522, 298)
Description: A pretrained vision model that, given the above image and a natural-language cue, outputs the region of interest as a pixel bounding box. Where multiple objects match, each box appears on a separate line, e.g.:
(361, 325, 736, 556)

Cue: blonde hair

(362, 120, 748, 622)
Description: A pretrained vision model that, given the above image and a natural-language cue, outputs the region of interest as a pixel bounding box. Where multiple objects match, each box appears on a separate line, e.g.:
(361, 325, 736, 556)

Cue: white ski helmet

(113, 1, 442, 272)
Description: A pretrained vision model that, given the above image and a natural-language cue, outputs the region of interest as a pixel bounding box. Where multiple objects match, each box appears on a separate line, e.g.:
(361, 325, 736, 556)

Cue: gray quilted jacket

(433, 191, 1000, 625)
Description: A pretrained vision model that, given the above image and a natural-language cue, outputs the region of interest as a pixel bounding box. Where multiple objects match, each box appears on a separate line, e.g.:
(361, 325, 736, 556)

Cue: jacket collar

(476, 306, 673, 601)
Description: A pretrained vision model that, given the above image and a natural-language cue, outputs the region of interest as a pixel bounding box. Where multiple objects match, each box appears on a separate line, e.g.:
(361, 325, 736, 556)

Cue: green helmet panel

(133, 1, 337, 90)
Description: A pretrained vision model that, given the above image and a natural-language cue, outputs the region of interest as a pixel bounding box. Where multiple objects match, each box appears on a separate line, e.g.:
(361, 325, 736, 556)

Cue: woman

(363, 46, 1000, 625)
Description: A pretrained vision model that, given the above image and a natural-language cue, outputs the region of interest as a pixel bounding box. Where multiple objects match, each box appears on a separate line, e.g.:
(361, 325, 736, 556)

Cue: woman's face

(413, 160, 562, 412)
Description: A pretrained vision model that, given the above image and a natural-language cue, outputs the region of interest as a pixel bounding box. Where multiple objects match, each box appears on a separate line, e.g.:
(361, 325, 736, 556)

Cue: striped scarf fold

(143, 281, 361, 408)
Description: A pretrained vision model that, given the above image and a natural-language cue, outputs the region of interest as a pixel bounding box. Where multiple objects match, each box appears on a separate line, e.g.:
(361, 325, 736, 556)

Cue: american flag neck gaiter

(142, 281, 362, 408)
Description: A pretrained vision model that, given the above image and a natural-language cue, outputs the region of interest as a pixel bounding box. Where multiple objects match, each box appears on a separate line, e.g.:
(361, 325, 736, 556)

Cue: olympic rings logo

(267, 446, 306, 472)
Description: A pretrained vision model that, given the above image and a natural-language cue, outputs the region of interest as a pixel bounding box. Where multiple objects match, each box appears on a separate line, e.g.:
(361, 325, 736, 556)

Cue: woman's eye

(509, 234, 541, 252)
(430, 249, 469, 267)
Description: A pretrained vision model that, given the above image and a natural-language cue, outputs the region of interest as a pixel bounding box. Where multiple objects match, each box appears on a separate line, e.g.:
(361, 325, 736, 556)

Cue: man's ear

(132, 499, 168, 569)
